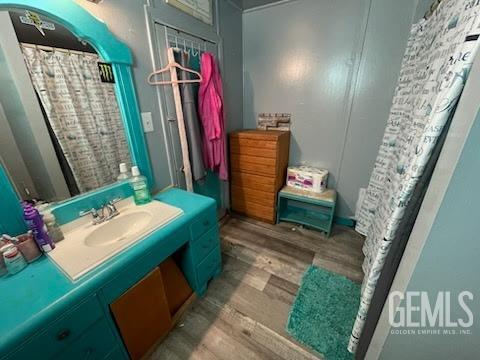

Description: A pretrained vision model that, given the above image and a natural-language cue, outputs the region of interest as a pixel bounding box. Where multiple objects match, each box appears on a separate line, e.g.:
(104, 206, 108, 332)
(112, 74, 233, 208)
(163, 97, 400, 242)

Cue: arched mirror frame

(0, 0, 154, 195)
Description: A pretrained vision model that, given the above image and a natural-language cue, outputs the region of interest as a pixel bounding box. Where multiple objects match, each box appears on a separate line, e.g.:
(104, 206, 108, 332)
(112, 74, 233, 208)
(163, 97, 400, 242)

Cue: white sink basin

(85, 211, 153, 248)
(47, 198, 183, 281)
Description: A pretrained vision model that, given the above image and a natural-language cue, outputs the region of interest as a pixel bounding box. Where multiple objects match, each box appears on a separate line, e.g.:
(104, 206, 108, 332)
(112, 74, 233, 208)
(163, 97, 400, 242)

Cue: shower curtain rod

(424, 0, 442, 19)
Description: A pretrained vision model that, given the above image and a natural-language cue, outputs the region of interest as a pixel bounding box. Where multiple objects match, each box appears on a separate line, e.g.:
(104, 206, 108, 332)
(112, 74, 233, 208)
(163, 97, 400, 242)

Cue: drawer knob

(57, 329, 71, 341)
(203, 220, 210, 227)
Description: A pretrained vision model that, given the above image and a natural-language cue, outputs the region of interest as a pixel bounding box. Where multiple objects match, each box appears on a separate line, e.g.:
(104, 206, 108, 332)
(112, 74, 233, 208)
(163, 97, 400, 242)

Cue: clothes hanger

(147, 47, 203, 85)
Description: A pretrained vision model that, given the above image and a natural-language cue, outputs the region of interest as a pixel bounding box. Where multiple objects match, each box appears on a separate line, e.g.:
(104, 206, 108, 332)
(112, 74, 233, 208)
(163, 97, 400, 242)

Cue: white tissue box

(287, 166, 329, 193)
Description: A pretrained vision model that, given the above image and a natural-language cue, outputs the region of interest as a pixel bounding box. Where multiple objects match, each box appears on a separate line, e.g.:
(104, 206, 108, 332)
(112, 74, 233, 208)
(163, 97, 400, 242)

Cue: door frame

(144, 2, 227, 212)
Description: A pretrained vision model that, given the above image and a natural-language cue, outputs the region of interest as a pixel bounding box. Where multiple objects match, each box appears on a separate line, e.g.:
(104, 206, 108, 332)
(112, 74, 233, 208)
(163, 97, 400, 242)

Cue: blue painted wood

(0, 189, 221, 358)
(51, 181, 133, 226)
(333, 216, 356, 228)
(191, 227, 220, 265)
(195, 246, 222, 296)
(0, 0, 154, 220)
(112, 64, 153, 187)
(54, 319, 117, 360)
(0, 0, 131, 64)
(4, 295, 103, 360)
(0, 165, 28, 236)
(277, 189, 337, 237)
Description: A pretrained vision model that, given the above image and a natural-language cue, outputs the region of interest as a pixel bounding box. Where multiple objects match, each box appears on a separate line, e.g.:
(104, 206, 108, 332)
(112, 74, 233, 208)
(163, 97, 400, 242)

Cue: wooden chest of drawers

(229, 130, 290, 223)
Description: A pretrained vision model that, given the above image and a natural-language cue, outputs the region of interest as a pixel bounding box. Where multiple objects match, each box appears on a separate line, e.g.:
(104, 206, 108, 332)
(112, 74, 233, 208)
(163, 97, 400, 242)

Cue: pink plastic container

(17, 232, 42, 263)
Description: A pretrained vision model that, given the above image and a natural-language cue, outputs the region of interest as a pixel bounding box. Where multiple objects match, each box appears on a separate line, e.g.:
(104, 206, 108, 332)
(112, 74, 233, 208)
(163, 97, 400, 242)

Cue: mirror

(0, 9, 132, 204)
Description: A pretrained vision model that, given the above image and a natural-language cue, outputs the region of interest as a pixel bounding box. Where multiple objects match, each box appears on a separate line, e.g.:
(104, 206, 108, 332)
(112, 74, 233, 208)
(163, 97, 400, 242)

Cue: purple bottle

(23, 203, 55, 252)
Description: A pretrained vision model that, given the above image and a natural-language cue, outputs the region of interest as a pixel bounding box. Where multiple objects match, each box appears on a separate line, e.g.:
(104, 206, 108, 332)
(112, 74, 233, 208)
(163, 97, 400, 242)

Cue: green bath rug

(286, 266, 361, 360)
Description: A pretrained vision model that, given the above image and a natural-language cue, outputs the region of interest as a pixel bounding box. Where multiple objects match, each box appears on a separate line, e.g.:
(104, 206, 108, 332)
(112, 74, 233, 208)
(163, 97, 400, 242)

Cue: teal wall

(378, 108, 480, 358)
(242, 0, 419, 218)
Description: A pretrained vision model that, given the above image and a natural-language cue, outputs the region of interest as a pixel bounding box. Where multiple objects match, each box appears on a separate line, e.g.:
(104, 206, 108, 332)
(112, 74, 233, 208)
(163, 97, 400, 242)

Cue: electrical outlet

(141, 112, 154, 133)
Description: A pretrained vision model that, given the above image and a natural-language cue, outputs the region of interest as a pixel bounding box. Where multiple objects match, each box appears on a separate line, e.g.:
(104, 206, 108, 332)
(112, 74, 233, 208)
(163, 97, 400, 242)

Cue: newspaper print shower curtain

(350, 0, 480, 353)
(22, 46, 131, 193)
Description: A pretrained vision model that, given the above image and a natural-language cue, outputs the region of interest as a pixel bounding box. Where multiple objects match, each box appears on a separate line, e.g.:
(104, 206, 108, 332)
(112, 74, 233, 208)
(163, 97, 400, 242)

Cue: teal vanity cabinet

(0, 189, 222, 360)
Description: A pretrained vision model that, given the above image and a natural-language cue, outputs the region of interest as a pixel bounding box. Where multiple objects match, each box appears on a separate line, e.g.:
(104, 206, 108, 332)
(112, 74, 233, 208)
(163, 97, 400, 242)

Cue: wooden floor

(150, 215, 365, 360)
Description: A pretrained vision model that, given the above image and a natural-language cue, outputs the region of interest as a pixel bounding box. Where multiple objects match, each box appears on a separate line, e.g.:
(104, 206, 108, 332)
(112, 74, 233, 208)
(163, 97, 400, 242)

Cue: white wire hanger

(147, 47, 203, 86)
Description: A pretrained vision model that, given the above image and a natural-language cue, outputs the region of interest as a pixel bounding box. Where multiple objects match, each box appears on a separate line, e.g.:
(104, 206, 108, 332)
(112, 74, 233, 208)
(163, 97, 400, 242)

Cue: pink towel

(198, 52, 228, 181)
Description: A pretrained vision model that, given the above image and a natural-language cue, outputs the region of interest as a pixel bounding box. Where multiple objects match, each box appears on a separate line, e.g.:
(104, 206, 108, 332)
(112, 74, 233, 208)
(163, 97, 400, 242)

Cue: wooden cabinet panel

(110, 268, 172, 360)
(231, 171, 276, 192)
(229, 130, 290, 223)
(231, 185, 276, 207)
(231, 154, 277, 176)
(231, 197, 276, 223)
(230, 137, 277, 150)
(159, 258, 193, 316)
(230, 143, 277, 158)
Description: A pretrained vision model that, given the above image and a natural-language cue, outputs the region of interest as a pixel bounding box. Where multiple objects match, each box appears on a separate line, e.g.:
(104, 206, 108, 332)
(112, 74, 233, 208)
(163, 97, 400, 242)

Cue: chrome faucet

(79, 198, 122, 225)
(102, 199, 120, 221)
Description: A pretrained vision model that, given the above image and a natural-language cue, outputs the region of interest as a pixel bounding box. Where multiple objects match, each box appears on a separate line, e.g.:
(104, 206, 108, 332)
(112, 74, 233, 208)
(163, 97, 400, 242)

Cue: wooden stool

(276, 186, 337, 237)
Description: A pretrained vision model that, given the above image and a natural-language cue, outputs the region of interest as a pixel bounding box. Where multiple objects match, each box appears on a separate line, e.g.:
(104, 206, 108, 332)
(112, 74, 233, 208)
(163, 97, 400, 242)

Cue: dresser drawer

(231, 197, 276, 223)
(230, 143, 277, 158)
(231, 185, 276, 207)
(6, 295, 103, 360)
(231, 154, 277, 176)
(196, 246, 221, 286)
(54, 319, 117, 360)
(190, 207, 216, 239)
(191, 227, 220, 264)
(230, 136, 277, 150)
(231, 171, 276, 192)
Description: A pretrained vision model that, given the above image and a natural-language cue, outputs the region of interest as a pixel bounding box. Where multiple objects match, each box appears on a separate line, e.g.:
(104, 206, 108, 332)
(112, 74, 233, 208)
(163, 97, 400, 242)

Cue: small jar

(0, 254, 7, 277)
(17, 232, 42, 263)
(3, 247, 28, 275)
(0, 239, 10, 276)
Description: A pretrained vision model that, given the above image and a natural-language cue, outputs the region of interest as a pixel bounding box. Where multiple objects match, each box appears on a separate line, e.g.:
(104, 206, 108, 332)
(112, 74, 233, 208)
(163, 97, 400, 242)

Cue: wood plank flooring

(149, 215, 365, 360)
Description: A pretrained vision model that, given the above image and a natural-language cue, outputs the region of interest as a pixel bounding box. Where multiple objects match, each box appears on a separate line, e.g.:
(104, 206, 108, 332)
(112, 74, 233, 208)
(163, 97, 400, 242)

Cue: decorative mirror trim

(0, 0, 153, 224)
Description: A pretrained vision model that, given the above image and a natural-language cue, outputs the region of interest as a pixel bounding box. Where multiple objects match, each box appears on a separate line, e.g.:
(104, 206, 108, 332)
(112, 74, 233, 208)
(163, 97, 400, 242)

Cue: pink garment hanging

(198, 52, 228, 181)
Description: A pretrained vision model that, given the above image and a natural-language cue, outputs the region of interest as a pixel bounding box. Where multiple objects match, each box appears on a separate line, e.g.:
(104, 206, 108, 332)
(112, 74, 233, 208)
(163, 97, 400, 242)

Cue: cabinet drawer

(54, 319, 117, 360)
(231, 185, 276, 207)
(191, 227, 219, 264)
(231, 155, 277, 176)
(230, 136, 277, 150)
(7, 296, 103, 360)
(231, 171, 276, 192)
(196, 246, 221, 286)
(231, 197, 276, 224)
(230, 143, 277, 158)
(190, 207, 216, 238)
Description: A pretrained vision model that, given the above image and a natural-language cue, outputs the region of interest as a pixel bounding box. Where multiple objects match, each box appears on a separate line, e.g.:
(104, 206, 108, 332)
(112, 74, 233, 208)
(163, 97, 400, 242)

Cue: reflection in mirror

(0, 9, 131, 204)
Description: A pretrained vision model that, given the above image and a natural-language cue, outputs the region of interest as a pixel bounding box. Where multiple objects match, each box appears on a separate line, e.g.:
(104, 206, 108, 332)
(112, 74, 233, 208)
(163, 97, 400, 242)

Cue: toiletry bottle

(130, 166, 152, 205)
(42, 212, 64, 243)
(117, 163, 130, 181)
(3, 246, 27, 275)
(23, 203, 55, 252)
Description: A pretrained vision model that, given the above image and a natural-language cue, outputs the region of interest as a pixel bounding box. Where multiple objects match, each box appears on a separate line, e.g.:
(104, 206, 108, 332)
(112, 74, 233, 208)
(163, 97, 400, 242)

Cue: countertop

(0, 189, 215, 354)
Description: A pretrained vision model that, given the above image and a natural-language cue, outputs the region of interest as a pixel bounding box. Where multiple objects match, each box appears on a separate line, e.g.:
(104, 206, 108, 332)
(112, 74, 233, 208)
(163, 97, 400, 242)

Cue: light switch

(141, 112, 154, 133)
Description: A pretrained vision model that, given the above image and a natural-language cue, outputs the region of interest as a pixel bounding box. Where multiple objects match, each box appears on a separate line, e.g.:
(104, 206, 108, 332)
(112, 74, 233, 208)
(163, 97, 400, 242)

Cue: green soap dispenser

(130, 166, 152, 205)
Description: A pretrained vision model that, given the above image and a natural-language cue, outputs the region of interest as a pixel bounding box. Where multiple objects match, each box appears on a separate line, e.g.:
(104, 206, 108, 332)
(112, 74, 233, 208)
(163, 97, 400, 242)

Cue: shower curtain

(349, 0, 480, 353)
(21, 46, 131, 193)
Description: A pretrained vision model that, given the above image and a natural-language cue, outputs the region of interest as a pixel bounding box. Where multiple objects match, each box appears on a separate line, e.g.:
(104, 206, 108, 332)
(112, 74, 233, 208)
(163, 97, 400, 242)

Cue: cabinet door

(110, 268, 172, 360)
